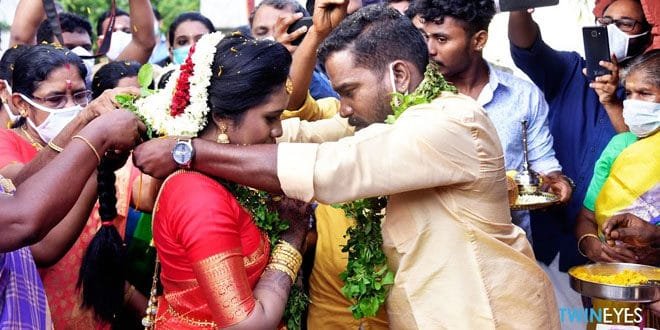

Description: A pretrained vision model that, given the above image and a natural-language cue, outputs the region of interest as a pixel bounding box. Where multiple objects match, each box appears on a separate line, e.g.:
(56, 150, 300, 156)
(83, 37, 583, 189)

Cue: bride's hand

(275, 196, 312, 251)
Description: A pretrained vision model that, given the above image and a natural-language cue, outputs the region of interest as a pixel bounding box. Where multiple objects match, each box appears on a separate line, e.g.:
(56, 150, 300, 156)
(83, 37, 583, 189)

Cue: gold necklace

(19, 126, 44, 151)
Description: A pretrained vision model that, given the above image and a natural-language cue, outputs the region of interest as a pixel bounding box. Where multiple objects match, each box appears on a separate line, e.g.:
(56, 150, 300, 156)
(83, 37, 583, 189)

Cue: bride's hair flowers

(134, 31, 225, 137)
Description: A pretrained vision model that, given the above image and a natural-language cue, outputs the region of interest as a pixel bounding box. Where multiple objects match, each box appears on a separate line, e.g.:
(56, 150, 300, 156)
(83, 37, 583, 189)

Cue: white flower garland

(135, 31, 225, 137)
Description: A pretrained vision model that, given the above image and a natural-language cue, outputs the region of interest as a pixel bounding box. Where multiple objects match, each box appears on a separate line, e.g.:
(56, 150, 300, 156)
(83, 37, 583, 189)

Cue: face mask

(389, 63, 402, 108)
(1, 81, 19, 124)
(19, 94, 82, 143)
(70, 47, 95, 87)
(104, 31, 132, 60)
(153, 22, 161, 37)
(622, 99, 660, 137)
(172, 45, 192, 65)
(607, 24, 649, 61)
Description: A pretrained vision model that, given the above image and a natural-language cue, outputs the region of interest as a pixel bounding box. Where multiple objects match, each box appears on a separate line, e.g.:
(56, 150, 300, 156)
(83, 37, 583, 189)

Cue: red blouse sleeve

(158, 171, 243, 263)
(157, 171, 257, 327)
(0, 129, 36, 168)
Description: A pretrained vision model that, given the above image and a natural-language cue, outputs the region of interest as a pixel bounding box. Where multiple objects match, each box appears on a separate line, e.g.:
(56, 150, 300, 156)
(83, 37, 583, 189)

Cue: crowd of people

(0, 0, 657, 329)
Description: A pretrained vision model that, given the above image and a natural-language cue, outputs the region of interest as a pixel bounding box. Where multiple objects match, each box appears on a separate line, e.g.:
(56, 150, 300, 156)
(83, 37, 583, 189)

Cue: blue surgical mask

(172, 45, 191, 65)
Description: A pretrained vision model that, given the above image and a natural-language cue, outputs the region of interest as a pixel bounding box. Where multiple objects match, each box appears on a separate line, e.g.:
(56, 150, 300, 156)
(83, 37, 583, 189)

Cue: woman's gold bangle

(71, 135, 101, 164)
(577, 233, 601, 258)
(265, 262, 297, 282)
(47, 140, 64, 153)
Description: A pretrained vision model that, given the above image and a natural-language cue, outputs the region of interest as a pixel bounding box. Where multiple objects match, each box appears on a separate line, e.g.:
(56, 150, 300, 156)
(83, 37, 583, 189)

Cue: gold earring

(285, 78, 293, 95)
(216, 122, 230, 144)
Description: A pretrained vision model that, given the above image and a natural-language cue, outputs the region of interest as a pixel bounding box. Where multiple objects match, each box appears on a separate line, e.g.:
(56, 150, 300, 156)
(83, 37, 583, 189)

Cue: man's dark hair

(153, 8, 162, 21)
(406, 0, 495, 35)
(37, 12, 93, 43)
(96, 8, 129, 37)
(249, 0, 309, 26)
(318, 4, 428, 75)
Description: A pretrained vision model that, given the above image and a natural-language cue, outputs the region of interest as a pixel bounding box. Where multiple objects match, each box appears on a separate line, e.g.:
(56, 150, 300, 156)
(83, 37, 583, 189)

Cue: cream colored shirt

(278, 93, 559, 329)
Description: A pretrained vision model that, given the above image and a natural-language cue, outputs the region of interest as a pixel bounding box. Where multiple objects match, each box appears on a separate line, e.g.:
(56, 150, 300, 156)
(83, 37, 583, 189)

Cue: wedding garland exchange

(117, 32, 457, 324)
(336, 61, 457, 320)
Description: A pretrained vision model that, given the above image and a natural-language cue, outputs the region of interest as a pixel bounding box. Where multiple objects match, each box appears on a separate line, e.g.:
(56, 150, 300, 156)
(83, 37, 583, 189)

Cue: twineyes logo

(559, 307, 643, 324)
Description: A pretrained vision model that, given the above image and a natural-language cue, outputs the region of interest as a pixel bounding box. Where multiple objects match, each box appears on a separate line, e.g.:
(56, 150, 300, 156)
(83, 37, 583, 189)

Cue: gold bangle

(72, 135, 101, 164)
(271, 244, 302, 270)
(577, 233, 601, 258)
(47, 140, 64, 153)
(276, 240, 302, 260)
(265, 262, 297, 282)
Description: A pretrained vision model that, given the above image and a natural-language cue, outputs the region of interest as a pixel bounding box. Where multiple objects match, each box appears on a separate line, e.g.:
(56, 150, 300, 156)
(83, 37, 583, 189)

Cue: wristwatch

(561, 174, 576, 191)
(172, 138, 195, 169)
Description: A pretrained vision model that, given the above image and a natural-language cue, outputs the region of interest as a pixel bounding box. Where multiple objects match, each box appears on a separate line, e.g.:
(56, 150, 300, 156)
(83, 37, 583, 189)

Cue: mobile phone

(287, 17, 313, 46)
(495, 0, 558, 12)
(582, 26, 612, 80)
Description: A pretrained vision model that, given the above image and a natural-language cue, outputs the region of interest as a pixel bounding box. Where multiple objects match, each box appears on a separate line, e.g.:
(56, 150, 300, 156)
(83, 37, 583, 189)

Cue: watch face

(172, 142, 192, 165)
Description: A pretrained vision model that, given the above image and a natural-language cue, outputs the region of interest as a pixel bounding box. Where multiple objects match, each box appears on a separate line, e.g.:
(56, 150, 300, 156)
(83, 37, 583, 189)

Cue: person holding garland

(121, 30, 312, 328)
(133, 3, 560, 329)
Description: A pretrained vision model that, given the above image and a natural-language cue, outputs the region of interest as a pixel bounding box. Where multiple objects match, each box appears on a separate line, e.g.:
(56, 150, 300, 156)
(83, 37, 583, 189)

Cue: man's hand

(132, 137, 178, 179)
(273, 12, 308, 54)
(587, 56, 621, 107)
(312, 0, 349, 38)
(541, 172, 572, 203)
(603, 213, 658, 247)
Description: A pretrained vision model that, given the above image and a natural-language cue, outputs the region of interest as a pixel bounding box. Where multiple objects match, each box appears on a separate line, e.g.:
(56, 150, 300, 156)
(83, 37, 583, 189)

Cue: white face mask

(607, 24, 649, 61)
(19, 94, 82, 143)
(1, 81, 19, 124)
(70, 47, 95, 87)
(104, 31, 132, 60)
(622, 99, 660, 137)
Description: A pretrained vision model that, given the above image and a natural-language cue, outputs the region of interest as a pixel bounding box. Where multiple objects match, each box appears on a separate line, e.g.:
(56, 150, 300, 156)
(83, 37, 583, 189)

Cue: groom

(134, 3, 559, 329)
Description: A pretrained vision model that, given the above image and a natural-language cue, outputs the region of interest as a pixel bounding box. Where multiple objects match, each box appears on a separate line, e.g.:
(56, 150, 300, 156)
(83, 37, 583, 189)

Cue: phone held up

(494, 0, 558, 12)
(583, 26, 612, 81)
(287, 17, 313, 46)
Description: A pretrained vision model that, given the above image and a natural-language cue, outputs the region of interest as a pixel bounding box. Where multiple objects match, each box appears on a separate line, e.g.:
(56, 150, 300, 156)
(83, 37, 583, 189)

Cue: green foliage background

(59, 0, 200, 38)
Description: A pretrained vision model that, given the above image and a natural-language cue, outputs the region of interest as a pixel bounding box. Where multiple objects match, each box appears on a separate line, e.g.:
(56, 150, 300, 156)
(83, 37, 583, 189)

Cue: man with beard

(133, 3, 559, 328)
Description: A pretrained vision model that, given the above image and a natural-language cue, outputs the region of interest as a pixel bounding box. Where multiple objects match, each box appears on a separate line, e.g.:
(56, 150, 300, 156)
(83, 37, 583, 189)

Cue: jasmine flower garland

(338, 62, 457, 320)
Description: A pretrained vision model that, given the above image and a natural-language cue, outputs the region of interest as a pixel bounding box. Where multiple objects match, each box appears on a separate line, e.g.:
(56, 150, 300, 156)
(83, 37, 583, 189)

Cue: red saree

(152, 171, 269, 329)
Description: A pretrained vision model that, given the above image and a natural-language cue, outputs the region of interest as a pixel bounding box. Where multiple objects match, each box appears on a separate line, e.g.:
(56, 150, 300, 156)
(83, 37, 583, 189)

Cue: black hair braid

(78, 155, 126, 322)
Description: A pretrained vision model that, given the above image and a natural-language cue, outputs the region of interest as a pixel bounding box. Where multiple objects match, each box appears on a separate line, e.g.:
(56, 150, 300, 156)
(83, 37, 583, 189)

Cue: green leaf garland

(115, 64, 156, 139)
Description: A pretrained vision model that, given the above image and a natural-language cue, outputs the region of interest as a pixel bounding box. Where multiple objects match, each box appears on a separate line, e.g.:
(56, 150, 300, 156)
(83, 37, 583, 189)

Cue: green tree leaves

(60, 0, 200, 38)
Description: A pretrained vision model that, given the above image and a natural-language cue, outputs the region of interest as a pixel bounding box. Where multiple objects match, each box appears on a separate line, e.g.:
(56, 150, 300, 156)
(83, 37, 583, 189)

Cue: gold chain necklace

(19, 126, 44, 151)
